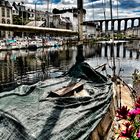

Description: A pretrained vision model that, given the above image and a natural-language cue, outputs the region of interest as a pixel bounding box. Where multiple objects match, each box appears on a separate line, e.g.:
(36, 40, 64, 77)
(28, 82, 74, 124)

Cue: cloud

(52, 0, 61, 4)
(84, 0, 140, 20)
(61, 0, 74, 4)
(119, 0, 140, 9)
(9, 0, 140, 21)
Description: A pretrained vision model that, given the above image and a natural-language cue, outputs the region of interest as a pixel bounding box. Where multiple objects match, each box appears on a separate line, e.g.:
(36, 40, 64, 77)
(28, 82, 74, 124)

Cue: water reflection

(0, 46, 76, 91)
(100, 42, 139, 60)
(0, 41, 139, 91)
(88, 40, 140, 84)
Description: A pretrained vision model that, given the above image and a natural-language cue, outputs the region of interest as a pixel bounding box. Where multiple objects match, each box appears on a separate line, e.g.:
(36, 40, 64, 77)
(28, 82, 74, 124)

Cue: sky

(9, 0, 140, 22)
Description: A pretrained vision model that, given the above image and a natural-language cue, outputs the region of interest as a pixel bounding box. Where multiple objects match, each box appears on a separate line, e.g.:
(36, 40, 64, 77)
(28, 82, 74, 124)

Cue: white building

(83, 21, 98, 39)
(27, 8, 46, 21)
(12, 6, 19, 16)
(52, 8, 97, 39)
(0, 0, 13, 38)
(60, 11, 75, 30)
(51, 14, 72, 29)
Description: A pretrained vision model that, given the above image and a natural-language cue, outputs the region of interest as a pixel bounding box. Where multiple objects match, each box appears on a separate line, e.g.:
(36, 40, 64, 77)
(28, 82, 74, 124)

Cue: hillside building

(0, 0, 13, 38)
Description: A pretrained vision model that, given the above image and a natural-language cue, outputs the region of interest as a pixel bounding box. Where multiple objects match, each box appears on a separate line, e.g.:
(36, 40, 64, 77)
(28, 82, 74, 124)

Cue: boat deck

(108, 78, 135, 140)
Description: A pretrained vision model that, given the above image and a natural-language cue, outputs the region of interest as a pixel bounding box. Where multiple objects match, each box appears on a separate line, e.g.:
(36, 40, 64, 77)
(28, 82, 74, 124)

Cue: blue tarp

(0, 62, 113, 140)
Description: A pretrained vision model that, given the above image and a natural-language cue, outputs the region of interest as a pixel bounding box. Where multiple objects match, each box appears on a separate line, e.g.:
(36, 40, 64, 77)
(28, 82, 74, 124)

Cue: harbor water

(0, 40, 139, 91)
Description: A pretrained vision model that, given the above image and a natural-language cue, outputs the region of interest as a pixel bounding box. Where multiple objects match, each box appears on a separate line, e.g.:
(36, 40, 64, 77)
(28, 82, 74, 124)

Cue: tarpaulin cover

(0, 62, 113, 140)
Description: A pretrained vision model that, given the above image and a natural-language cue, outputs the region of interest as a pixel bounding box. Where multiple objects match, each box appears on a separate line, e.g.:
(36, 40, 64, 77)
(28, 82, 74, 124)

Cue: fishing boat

(27, 44, 38, 51)
(0, 61, 113, 139)
(0, 60, 136, 140)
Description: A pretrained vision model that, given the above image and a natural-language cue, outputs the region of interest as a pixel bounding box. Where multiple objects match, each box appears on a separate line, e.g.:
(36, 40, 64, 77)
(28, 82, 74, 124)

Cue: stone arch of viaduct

(94, 17, 140, 31)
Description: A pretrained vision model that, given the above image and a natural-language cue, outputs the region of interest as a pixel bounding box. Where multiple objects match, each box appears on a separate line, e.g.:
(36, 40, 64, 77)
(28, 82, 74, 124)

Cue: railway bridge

(93, 17, 140, 31)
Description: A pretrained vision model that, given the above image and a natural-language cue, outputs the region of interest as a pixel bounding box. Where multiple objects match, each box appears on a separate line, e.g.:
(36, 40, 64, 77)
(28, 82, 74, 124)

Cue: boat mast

(46, 0, 49, 12)
(110, 0, 113, 32)
(109, 0, 116, 77)
(75, 0, 85, 64)
(77, 0, 83, 45)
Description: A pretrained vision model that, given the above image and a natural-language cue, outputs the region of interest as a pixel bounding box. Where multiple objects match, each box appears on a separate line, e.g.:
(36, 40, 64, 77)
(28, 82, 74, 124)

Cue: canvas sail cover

(0, 62, 113, 140)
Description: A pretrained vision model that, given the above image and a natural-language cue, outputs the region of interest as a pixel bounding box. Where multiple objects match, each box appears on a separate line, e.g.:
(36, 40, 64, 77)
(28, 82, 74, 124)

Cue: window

(7, 19, 10, 24)
(7, 9, 10, 17)
(2, 18, 5, 24)
(1, 31, 5, 38)
(8, 31, 11, 37)
(2, 7, 5, 17)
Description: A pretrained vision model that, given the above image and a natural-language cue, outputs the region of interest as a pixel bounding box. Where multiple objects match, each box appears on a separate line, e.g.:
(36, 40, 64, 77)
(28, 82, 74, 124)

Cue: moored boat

(0, 61, 136, 140)
(0, 62, 114, 140)
(27, 44, 38, 51)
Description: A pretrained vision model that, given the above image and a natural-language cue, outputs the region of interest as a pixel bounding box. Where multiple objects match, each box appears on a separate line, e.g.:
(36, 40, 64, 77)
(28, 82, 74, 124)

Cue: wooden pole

(77, 0, 83, 44)
(76, 0, 84, 63)
(34, 3, 37, 38)
(110, 0, 116, 77)
(78, 10, 83, 44)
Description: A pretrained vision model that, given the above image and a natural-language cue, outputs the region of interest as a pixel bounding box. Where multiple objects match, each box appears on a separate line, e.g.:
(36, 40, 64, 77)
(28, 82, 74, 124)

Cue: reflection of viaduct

(94, 17, 140, 31)
(84, 43, 139, 60)
(96, 43, 140, 60)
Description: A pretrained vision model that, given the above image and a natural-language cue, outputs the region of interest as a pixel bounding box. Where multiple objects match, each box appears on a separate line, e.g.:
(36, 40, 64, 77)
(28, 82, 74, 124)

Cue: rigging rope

(117, 0, 119, 20)
(102, 0, 106, 20)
